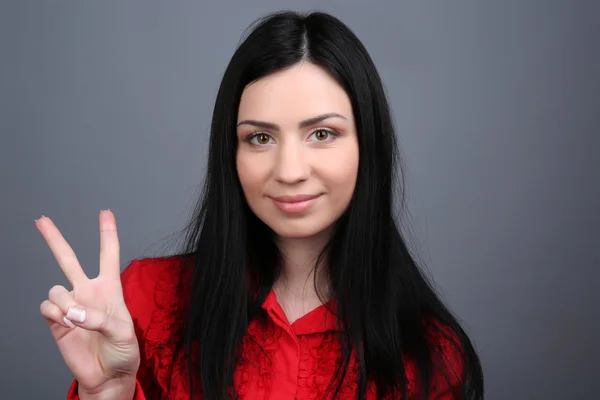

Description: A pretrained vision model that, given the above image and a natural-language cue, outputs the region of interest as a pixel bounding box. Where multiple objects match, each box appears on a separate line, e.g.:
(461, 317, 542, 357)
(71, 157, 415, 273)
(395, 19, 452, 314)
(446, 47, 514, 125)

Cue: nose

(273, 140, 310, 184)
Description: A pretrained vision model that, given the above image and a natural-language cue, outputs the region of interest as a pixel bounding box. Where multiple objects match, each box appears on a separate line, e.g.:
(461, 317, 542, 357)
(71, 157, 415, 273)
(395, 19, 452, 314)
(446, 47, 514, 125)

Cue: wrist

(78, 376, 137, 400)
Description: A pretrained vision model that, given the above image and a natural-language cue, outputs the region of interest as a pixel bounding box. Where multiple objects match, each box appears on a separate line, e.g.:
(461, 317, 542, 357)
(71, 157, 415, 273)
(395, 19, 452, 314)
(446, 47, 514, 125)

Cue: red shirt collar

(261, 289, 338, 335)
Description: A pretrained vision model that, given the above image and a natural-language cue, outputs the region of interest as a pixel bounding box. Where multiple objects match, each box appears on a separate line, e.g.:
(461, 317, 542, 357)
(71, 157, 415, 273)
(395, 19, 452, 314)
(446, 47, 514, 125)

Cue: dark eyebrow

(236, 113, 347, 131)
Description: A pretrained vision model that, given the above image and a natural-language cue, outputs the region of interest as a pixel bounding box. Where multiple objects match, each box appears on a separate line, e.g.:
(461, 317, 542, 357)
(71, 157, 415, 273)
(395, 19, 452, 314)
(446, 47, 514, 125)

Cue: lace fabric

(67, 256, 463, 400)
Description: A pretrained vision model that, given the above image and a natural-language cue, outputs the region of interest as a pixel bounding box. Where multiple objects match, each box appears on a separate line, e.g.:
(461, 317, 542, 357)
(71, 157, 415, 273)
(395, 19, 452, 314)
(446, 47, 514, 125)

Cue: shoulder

(118, 255, 196, 394)
(120, 254, 193, 297)
(421, 316, 466, 395)
(119, 254, 194, 334)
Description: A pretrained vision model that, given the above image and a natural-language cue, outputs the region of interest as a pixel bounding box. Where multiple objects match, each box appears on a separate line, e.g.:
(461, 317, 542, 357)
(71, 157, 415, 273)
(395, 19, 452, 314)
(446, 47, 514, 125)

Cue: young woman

(38, 11, 484, 400)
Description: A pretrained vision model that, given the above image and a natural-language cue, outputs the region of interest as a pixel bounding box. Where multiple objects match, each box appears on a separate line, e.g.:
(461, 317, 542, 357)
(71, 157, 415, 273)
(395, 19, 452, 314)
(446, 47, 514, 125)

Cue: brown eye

(314, 129, 329, 141)
(310, 128, 338, 143)
(248, 133, 273, 145)
(256, 134, 270, 144)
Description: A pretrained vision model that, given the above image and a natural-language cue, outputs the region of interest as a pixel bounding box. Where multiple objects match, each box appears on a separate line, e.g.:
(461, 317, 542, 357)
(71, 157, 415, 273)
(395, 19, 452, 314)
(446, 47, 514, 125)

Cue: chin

(268, 219, 335, 240)
(271, 226, 323, 239)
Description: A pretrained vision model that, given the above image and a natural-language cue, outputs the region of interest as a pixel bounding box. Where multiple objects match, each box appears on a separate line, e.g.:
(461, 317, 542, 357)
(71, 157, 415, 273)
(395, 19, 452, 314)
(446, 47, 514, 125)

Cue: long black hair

(168, 10, 484, 400)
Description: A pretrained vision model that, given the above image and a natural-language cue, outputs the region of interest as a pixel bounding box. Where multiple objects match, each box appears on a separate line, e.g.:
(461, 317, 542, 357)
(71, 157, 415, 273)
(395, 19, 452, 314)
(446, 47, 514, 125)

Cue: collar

(261, 289, 339, 335)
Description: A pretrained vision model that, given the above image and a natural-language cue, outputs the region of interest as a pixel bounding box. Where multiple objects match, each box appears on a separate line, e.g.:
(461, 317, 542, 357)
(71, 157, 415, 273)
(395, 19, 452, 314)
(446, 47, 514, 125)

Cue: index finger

(98, 209, 121, 280)
(35, 216, 88, 286)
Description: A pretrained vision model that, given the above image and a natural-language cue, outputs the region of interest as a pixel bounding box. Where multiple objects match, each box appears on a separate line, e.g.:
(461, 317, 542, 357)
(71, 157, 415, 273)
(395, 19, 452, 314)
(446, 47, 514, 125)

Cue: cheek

(322, 144, 359, 198)
(236, 153, 267, 196)
(337, 140, 360, 182)
(333, 158, 359, 184)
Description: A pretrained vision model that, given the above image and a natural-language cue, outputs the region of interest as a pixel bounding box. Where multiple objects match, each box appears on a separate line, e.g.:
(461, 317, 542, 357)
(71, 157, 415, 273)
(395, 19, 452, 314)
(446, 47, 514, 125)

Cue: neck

(272, 228, 332, 320)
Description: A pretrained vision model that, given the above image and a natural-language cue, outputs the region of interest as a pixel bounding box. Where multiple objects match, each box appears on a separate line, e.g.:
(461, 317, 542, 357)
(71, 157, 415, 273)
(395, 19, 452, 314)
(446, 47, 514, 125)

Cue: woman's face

(236, 62, 359, 239)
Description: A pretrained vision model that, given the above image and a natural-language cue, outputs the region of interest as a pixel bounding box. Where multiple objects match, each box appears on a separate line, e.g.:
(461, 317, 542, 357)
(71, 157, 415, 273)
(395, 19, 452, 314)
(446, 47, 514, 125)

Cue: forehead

(237, 63, 354, 123)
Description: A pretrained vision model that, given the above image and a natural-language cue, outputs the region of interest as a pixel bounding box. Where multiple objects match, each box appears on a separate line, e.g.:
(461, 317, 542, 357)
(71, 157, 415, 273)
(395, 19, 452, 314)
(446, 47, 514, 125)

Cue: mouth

(270, 194, 322, 214)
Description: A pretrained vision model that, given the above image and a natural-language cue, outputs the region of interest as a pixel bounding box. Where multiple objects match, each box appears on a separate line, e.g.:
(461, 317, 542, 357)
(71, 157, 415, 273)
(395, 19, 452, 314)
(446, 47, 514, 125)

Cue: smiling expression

(236, 63, 360, 239)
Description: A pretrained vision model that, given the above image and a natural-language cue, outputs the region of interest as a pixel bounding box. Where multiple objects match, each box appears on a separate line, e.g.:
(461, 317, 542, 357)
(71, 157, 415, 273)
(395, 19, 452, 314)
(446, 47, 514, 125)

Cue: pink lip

(270, 194, 322, 214)
(272, 194, 321, 203)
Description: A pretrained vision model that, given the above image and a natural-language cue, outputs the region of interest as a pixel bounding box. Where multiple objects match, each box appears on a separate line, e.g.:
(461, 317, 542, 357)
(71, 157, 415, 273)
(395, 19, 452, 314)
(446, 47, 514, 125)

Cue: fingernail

(66, 306, 86, 323)
(63, 316, 76, 329)
(35, 215, 46, 223)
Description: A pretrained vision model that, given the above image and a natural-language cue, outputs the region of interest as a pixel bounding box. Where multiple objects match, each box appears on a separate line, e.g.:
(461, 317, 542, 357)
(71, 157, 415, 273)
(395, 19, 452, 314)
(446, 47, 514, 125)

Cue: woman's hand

(37, 210, 140, 399)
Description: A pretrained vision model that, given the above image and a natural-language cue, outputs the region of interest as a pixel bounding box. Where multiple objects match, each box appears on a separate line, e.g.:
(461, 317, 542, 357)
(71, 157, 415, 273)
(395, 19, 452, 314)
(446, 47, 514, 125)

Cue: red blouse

(67, 256, 464, 399)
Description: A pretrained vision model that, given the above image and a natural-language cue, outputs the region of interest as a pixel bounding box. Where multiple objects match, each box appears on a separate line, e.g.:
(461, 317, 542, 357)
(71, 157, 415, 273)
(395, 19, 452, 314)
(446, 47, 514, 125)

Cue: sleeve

(66, 380, 147, 400)
(66, 259, 161, 400)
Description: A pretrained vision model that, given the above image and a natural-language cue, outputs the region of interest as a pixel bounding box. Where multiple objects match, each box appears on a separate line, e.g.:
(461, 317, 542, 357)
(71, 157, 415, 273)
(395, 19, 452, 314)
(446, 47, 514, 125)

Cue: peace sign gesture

(37, 210, 139, 399)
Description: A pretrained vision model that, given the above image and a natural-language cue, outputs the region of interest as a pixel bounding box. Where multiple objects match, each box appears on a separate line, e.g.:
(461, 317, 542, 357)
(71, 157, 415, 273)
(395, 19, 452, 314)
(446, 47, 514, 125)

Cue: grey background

(2, 1, 598, 399)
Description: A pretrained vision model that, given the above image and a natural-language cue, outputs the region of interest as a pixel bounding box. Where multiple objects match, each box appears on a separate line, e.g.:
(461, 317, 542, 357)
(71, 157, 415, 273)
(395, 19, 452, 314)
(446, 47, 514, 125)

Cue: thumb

(65, 306, 136, 343)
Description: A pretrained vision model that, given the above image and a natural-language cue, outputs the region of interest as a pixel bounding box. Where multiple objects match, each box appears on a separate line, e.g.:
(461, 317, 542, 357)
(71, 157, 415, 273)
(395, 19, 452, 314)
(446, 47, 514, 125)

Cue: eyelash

(245, 128, 341, 145)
